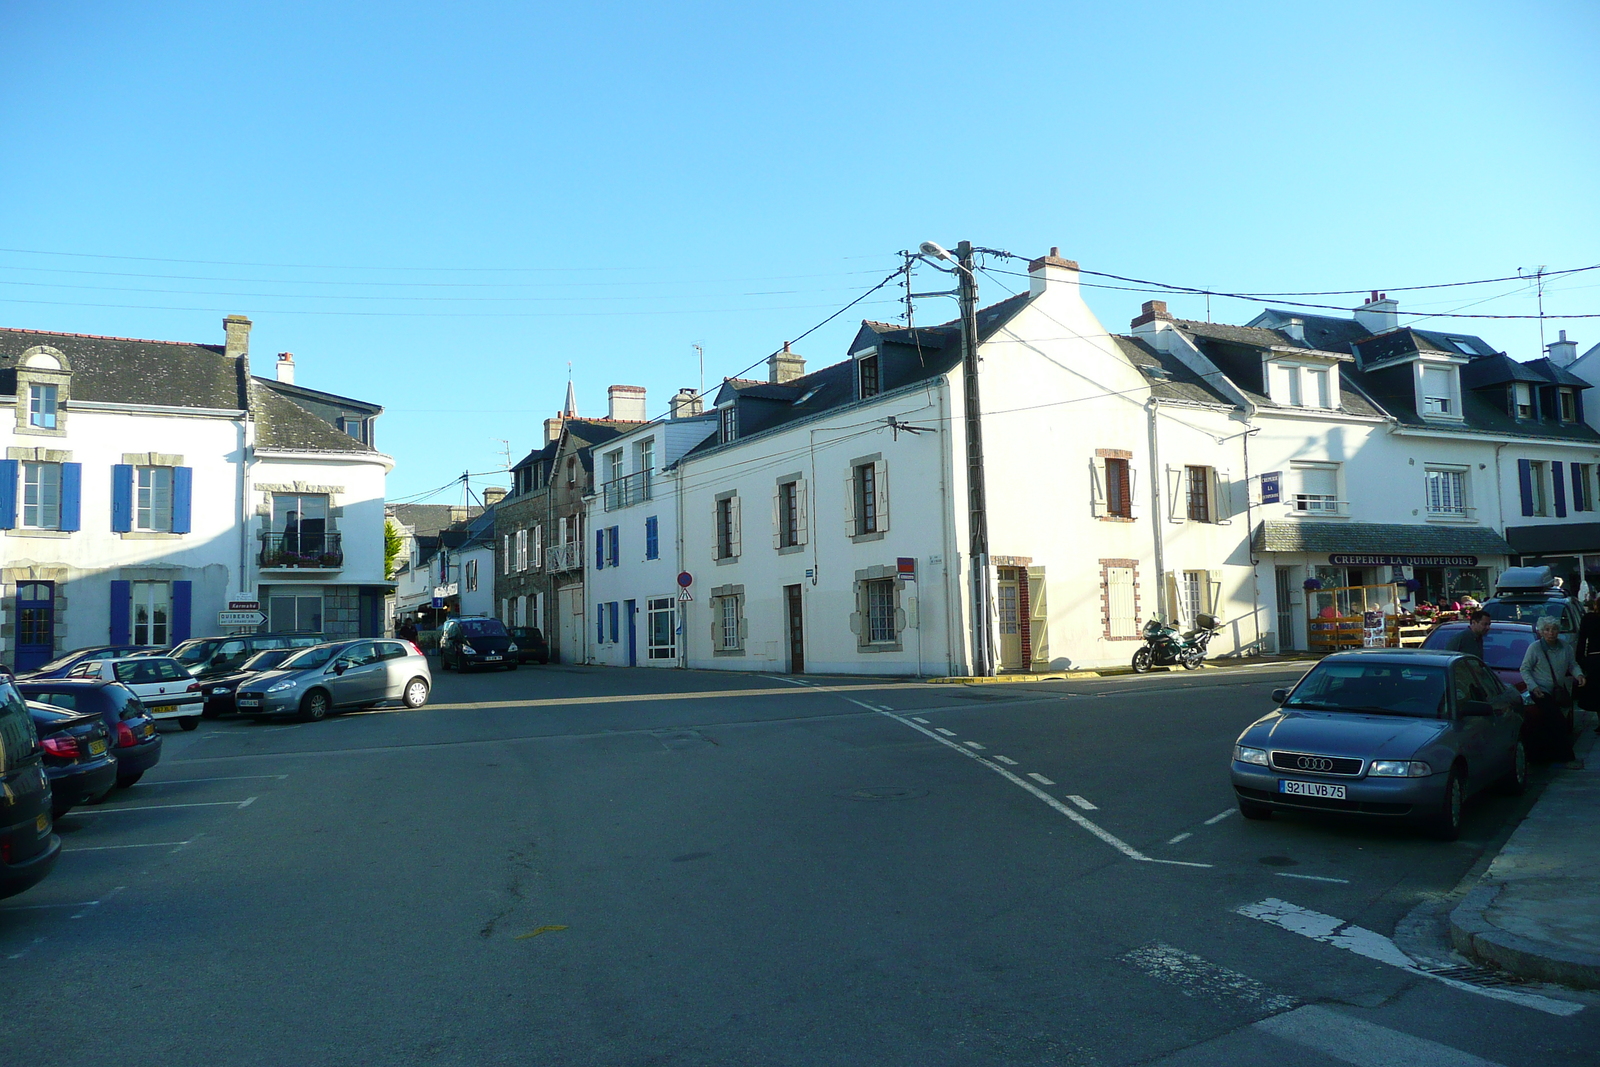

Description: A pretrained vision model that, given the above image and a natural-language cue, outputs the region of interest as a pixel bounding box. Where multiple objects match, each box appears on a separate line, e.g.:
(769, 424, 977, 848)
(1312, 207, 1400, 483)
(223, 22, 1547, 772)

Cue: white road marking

(855, 699, 1209, 868)
(992, 755, 1018, 766)
(7, 936, 45, 960)
(1168, 832, 1193, 844)
(1066, 795, 1098, 810)
(1204, 808, 1238, 825)
(1274, 871, 1350, 884)
(1027, 773, 1055, 785)
(68, 798, 257, 814)
(962, 740, 986, 750)
(1256, 1004, 1506, 1067)
(1122, 942, 1294, 1012)
(910, 717, 929, 724)
(934, 728, 958, 737)
(238, 796, 257, 808)
(64, 840, 194, 852)
(135, 775, 288, 787)
(1238, 898, 1582, 1016)
(1, 900, 105, 911)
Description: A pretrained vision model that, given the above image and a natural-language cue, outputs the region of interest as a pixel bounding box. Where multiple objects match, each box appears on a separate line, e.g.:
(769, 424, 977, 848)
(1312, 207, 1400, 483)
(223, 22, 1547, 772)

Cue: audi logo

(1295, 756, 1336, 772)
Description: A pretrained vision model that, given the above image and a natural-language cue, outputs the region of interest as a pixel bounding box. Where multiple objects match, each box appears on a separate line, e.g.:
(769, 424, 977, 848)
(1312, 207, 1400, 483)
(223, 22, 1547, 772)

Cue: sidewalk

(928, 653, 1321, 684)
(1449, 711, 1600, 990)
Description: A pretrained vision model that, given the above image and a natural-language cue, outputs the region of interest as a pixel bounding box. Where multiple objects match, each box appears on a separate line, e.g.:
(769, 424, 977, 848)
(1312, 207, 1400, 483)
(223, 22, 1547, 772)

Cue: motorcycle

(1131, 613, 1223, 673)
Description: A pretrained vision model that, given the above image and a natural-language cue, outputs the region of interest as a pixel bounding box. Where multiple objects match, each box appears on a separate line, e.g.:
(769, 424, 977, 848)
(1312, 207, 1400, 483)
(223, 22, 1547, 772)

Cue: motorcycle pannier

(1195, 612, 1220, 630)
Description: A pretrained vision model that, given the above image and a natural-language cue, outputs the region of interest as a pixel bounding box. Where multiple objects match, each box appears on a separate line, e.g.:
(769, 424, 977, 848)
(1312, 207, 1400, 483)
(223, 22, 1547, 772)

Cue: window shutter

(59, 462, 82, 532)
(795, 479, 809, 545)
(1553, 461, 1568, 517)
(1207, 570, 1223, 616)
(595, 528, 605, 569)
(110, 580, 132, 644)
(1127, 465, 1142, 519)
(1027, 566, 1048, 669)
(712, 501, 723, 560)
(534, 525, 543, 567)
(1090, 457, 1107, 517)
(729, 495, 742, 557)
(608, 526, 619, 567)
(1573, 465, 1586, 513)
(0, 458, 15, 529)
(1213, 468, 1233, 525)
(1164, 573, 1181, 624)
(874, 460, 890, 532)
(171, 466, 194, 534)
(1166, 466, 1184, 523)
(772, 485, 783, 549)
(597, 610, 605, 643)
(1518, 459, 1534, 517)
(111, 463, 134, 532)
(843, 471, 857, 534)
(172, 581, 193, 642)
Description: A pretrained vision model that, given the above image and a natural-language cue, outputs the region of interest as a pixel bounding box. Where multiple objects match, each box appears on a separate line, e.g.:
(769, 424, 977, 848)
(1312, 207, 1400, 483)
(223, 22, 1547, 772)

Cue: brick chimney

(1027, 247, 1080, 298)
(1355, 291, 1399, 334)
(482, 486, 507, 507)
(607, 384, 647, 421)
(275, 351, 295, 384)
(544, 414, 565, 444)
(1130, 300, 1174, 329)
(670, 387, 704, 419)
(1547, 329, 1579, 367)
(223, 314, 252, 361)
(768, 342, 806, 384)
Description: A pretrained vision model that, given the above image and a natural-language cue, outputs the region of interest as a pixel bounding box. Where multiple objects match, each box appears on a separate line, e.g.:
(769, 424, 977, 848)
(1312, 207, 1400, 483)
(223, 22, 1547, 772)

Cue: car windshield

(1284, 661, 1448, 718)
(169, 640, 219, 667)
(34, 650, 93, 674)
(1483, 600, 1571, 629)
(456, 619, 509, 638)
(240, 650, 292, 672)
(279, 645, 341, 671)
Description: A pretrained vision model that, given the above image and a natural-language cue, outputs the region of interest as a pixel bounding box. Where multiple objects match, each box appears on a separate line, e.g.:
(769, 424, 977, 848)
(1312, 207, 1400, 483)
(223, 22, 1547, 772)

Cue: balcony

(546, 540, 583, 572)
(260, 530, 344, 569)
(603, 470, 653, 512)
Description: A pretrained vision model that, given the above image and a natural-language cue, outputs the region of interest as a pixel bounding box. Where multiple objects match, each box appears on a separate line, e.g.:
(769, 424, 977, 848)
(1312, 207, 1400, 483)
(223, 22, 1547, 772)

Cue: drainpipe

(1147, 397, 1168, 622)
(937, 380, 959, 675)
(675, 462, 687, 669)
(1240, 427, 1263, 653)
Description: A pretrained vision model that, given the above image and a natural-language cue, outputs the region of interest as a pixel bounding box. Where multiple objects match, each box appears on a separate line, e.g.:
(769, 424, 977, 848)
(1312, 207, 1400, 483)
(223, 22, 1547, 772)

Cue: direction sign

(218, 610, 266, 627)
(228, 600, 260, 612)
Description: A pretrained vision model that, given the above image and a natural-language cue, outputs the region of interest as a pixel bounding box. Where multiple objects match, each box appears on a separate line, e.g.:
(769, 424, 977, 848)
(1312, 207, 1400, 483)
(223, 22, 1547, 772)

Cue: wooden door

(785, 585, 805, 674)
(997, 568, 1023, 670)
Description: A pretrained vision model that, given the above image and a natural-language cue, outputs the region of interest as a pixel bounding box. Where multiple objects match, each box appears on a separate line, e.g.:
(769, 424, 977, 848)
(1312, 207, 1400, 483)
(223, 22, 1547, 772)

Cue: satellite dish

(919, 241, 953, 262)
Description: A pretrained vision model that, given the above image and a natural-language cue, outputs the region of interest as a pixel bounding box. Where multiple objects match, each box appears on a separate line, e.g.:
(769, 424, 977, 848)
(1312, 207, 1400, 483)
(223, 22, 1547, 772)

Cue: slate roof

(1252, 520, 1515, 557)
(388, 504, 482, 538)
(1113, 336, 1232, 407)
(252, 380, 377, 453)
(1172, 321, 1389, 420)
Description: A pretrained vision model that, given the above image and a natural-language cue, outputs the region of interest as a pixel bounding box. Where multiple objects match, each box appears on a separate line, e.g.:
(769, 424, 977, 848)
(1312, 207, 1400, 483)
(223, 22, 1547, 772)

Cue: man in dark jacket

(1445, 610, 1492, 660)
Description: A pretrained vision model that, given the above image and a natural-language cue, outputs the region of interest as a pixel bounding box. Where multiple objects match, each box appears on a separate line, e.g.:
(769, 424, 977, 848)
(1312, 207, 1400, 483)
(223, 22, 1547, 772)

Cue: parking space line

(962, 740, 986, 750)
(1203, 808, 1237, 825)
(934, 728, 958, 737)
(992, 755, 1018, 766)
(1274, 872, 1349, 884)
(68, 798, 257, 814)
(910, 717, 929, 724)
(64, 840, 194, 852)
(1027, 773, 1055, 785)
(1066, 795, 1098, 810)
(136, 775, 288, 787)
(1168, 832, 1193, 845)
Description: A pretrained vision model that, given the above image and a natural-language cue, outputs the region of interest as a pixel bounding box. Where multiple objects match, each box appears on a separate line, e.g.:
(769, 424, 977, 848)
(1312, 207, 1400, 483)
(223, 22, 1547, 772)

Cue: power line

(0, 295, 899, 319)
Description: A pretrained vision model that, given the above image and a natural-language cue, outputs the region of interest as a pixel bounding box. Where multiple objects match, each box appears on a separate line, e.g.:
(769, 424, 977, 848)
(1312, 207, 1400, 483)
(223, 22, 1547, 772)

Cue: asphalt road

(3, 661, 1596, 1066)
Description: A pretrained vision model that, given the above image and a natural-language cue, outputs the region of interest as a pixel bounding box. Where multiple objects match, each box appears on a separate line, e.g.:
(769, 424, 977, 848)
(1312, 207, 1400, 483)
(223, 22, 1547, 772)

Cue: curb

(926, 657, 1318, 685)
(1449, 883, 1600, 991)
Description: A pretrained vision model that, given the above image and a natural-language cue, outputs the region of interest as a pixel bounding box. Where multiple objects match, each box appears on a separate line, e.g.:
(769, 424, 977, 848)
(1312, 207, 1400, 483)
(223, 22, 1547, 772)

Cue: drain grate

(1414, 962, 1528, 988)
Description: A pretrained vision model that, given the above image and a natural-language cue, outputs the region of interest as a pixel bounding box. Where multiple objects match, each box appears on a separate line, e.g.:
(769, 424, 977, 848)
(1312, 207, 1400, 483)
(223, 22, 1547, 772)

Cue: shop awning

(1252, 520, 1514, 557)
(1504, 523, 1600, 556)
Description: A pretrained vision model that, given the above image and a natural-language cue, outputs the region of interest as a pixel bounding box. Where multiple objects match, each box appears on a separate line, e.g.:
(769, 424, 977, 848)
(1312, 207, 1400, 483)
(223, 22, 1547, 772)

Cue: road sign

(677, 588, 693, 602)
(228, 600, 260, 612)
(897, 557, 917, 580)
(677, 571, 693, 588)
(431, 596, 443, 609)
(218, 610, 266, 627)
(1260, 471, 1281, 505)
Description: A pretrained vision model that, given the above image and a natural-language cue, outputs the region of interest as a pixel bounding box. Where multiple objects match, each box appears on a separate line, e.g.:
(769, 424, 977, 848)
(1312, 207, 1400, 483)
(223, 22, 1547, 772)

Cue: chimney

(482, 487, 507, 507)
(544, 414, 565, 444)
(1355, 291, 1399, 334)
(768, 342, 806, 384)
(1547, 329, 1578, 367)
(1130, 300, 1174, 330)
(1283, 318, 1305, 343)
(223, 314, 252, 361)
(607, 384, 648, 421)
(670, 387, 704, 420)
(275, 351, 295, 385)
(449, 506, 467, 524)
(1027, 246, 1080, 298)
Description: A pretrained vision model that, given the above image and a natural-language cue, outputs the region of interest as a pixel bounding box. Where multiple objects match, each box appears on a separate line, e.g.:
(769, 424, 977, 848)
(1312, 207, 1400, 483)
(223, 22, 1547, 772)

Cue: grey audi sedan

(234, 639, 431, 722)
(1231, 649, 1525, 840)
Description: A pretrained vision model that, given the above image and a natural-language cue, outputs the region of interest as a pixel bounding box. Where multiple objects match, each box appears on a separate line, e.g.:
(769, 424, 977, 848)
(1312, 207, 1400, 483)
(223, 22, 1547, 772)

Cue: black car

(199, 648, 303, 717)
(16, 644, 157, 681)
(19, 680, 163, 788)
(1481, 565, 1583, 634)
(507, 627, 550, 665)
(166, 633, 325, 680)
(438, 617, 518, 672)
(0, 675, 60, 900)
(27, 701, 117, 816)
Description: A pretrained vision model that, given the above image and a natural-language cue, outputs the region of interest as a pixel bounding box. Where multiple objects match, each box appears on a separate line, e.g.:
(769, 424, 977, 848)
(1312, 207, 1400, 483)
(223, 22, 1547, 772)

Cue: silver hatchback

(234, 639, 432, 722)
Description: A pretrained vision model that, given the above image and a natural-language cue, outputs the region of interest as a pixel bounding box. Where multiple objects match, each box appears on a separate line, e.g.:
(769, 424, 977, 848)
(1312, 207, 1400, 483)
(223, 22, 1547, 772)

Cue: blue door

(625, 599, 637, 667)
(15, 581, 55, 672)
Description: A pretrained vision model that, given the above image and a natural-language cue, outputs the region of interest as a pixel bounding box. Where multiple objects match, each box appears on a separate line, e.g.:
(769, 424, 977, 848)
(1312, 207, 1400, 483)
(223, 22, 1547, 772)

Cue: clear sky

(2, 1, 1596, 501)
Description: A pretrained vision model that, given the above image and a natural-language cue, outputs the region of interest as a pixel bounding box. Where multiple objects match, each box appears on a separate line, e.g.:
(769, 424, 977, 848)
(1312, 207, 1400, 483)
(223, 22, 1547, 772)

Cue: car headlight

(209, 684, 235, 696)
(507, 643, 519, 652)
(461, 643, 477, 655)
(1369, 760, 1433, 777)
(1234, 745, 1269, 766)
(266, 680, 298, 693)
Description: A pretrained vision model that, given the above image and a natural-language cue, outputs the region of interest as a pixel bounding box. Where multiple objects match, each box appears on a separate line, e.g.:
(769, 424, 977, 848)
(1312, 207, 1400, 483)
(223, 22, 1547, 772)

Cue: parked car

(1230, 649, 1526, 840)
(199, 648, 305, 717)
(165, 633, 326, 680)
(1419, 621, 1537, 692)
(16, 644, 158, 681)
(438, 617, 518, 672)
(0, 674, 60, 900)
(507, 627, 550, 665)
(19, 680, 163, 788)
(235, 639, 432, 722)
(64, 657, 204, 730)
(1480, 565, 1582, 634)
(26, 701, 117, 816)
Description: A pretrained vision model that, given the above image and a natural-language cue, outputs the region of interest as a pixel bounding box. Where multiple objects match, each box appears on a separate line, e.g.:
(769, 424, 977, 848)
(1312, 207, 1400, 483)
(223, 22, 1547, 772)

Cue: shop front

(1505, 522, 1600, 601)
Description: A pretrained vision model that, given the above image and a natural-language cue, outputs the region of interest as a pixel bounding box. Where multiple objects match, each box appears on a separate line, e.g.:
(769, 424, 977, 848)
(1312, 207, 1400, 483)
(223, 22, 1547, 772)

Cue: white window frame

(1290, 461, 1343, 516)
(135, 465, 174, 532)
(28, 383, 58, 429)
(715, 594, 743, 651)
(864, 578, 897, 644)
(647, 596, 676, 660)
(1529, 460, 1550, 516)
(1424, 466, 1470, 519)
(22, 461, 62, 529)
(1514, 382, 1534, 419)
(131, 581, 170, 646)
(1417, 361, 1463, 421)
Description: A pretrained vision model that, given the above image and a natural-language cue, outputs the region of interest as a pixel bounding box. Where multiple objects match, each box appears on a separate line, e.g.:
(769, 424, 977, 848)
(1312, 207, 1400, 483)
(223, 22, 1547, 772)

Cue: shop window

(269, 594, 323, 633)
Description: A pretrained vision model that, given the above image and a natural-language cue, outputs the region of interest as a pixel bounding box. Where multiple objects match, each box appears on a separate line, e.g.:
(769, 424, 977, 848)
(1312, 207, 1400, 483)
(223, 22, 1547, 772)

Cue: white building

(1, 317, 392, 671)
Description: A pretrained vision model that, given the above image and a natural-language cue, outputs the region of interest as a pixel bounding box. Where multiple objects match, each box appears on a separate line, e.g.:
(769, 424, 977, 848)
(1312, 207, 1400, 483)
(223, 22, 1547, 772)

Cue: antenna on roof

(693, 343, 704, 400)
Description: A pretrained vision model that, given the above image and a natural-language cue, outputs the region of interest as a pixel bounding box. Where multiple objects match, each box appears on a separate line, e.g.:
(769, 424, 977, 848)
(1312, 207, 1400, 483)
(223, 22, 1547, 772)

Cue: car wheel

(403, 677, 430, 709)
(116, 772, 143, 789)
(1239, 799, 1273, 821)
(180, 716, 200, 731)
(300, 689, 330, 723)
(1497, 741, 1528, 797)
(1132, 647, 1154, 673)
(1427, 766, 1466, 841)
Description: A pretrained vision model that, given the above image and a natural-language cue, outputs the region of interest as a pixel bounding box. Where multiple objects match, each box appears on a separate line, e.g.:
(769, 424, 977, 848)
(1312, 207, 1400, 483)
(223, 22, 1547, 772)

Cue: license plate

(35, 812, 49, 833)
(1280, 780, 1347, 799)
(151, 705, 175, 715)
(141, 722, 155, 738)
(238, 697, 261, 707)
(89, 739, 107, 756)
(485, 655, 502, 662)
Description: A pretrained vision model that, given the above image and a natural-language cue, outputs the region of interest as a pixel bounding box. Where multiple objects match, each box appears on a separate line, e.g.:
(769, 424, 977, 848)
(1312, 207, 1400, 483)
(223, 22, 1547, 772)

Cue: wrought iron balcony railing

(603, 470, 653, 511)
(546, 541, 583, 572)
(260, 530, 344, 569)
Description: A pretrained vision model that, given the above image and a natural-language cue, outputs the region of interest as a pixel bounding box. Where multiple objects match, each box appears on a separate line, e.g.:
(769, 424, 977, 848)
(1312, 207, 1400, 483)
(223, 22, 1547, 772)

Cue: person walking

(1519, 616, 1586, 769)
(1445, 610, 1491, 660)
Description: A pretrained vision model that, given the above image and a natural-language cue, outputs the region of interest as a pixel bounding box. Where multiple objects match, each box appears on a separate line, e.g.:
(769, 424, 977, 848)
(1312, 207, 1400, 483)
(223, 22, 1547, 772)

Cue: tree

(384, 518, 404, 580)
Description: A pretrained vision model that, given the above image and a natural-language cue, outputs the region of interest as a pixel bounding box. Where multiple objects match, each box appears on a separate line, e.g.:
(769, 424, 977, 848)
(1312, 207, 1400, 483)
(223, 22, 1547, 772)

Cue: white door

(558, 585, 585, 665)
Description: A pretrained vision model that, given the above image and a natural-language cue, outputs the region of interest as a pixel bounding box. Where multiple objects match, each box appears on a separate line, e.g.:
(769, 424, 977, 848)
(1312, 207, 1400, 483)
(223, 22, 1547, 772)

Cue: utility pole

(956, 240, 995, 677)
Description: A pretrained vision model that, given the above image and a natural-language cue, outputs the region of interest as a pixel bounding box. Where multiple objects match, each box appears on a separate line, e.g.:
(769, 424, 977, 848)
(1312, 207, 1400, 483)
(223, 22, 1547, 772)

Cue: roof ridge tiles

(0, 325, 216, 349)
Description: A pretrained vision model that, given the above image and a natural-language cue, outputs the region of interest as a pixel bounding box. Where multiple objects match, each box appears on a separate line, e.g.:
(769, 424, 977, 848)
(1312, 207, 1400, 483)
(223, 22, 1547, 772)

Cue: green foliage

(384, 518, 404, 580)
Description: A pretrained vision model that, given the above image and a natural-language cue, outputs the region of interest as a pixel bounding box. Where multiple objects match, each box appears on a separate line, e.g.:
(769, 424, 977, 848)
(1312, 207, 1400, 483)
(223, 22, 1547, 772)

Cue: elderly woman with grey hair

(1519, 615, 1586, 769)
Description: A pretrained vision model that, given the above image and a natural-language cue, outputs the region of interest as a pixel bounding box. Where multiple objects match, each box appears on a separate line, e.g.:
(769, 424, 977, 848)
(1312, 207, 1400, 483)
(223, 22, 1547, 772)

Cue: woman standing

(1519, 616, 1586, 769)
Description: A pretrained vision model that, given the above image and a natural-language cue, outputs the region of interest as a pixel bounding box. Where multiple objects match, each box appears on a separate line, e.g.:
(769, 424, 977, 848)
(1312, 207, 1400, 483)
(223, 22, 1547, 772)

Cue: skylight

(792, 387, 822, 406)
(1447, 337, 1477, 355)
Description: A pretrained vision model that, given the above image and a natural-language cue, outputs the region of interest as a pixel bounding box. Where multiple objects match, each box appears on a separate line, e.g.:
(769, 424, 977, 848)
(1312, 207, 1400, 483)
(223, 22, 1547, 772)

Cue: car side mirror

(1460, 699, 1493, 718)
(1271, 688, 1288, 704)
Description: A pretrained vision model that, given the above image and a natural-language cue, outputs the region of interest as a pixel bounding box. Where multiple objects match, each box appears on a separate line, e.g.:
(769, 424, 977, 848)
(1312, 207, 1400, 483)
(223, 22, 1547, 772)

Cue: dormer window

(858, 353, 880, 399)
(1418, 363, 1461, 420)
(719, 406, 737, 444)
(1560, 388, 1578, 422)
(1268, 361, 1336, 410)
(1514, 382, 1533, 419)
(29, 384, 58, 428)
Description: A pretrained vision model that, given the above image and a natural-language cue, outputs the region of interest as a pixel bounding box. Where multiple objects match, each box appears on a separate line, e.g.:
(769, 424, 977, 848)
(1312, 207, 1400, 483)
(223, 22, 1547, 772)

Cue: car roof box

(1494, 566, 1555, 594)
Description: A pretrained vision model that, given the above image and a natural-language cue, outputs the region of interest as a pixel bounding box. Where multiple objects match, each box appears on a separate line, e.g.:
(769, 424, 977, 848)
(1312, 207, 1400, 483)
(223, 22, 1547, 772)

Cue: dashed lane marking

(1066, 795, 1098, 810)
(64, 840, 194, 852)
(1027, 773, 1055, 785)
(1204, 808, 1238, 825)
(934, 728, 958, 737)
(1168, 832, 1193, 845)
(993, 755, 1018, 766)
(1274, 872, 1349, 884)
(962, 741, 986, 750)
(910, 717, 929, 724)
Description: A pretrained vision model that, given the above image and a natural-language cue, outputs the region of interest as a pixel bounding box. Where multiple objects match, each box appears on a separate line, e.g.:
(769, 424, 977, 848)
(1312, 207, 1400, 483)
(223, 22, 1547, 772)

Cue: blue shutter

(1574, 463, 1587, 513)
(59, 462, 82, 531)
(597, 610, 605, 643)
(172, 466, 193, 534)
(1518, 460, 1534, 517)
(1553, 461, 1568, 518)
(608, 526, 619, 567)
(111, 464, 133, 532)
(645, 516, 658, 560)
(609, 602, 619, 644)
(595, 529, 605, 570)
(109, 581, 132, 644)
(172, 581, 192, 644)
(0, 459, 16, 529)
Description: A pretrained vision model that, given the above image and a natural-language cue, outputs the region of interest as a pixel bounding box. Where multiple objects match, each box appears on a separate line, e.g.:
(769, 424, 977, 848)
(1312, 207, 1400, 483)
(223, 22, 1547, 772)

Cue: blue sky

(2, 1, 1596, 500)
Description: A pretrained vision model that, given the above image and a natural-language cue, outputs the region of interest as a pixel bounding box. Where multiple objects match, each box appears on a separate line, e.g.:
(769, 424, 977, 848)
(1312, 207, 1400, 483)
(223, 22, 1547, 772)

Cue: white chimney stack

(1027, 247, 1080, 298)
(1355, 291, 1399, 334)
(275, 351, 295, 384)
(670, 387, 703, 419)
(1284, 318, 1305, 343)
(607, 384, 647, 421)
(1547, 329, 1578, 368)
